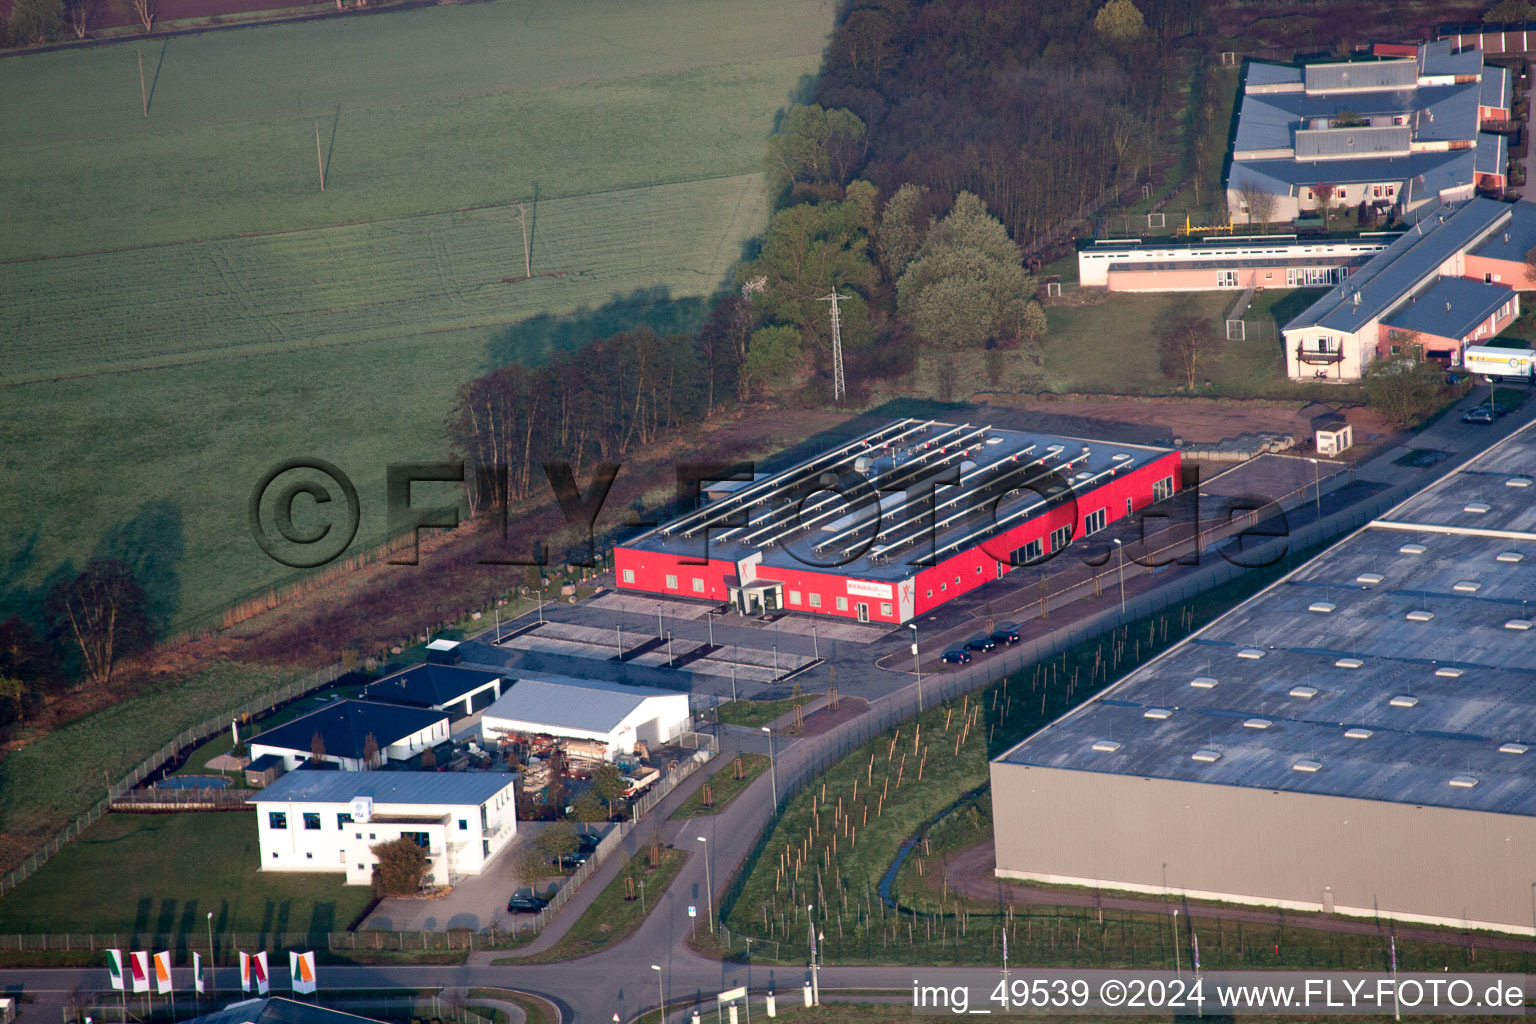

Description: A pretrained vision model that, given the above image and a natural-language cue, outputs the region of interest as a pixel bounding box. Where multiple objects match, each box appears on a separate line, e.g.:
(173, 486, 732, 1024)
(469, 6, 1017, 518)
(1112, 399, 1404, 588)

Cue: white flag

(153, 951, 173, 994)
(130, 951, 151, 994)
(290, 951, 317, 995)
(253, 951, 270, 995)
(107, 949, 125, 991)
(239, 951, 251, 993)
(194, 952, 205, 995)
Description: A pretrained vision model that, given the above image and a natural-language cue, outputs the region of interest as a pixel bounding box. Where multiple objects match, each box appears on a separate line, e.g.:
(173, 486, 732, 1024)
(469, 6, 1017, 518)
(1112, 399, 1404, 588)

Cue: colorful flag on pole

(1390, 935, 1397, 971)
(290, 951, 317, 995)
(194, 952, 204, 995)
(107, 949, 125, 991)
(239, 951, 251, 993)
(1192, 932, 1201, 972)
(130, 951, 151, 993)
(253, 951, 270, 995)
(154, 951, 173, 994)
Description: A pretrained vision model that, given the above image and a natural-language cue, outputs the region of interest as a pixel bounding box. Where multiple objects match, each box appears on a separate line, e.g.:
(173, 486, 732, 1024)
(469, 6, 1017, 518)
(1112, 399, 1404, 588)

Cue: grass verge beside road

(670, 755, 769, 819)
(0, 811, 371, 936)
(718, 698, 809, 729)
(467, 990, 559, 1024)
(493, 847, 686, 964)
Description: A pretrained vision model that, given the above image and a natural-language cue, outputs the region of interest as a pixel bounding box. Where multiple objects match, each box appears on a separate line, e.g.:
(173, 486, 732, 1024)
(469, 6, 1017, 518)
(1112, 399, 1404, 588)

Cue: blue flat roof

(363, 664, 502, 709)
(252, 700, 446, 760)
(248, 769, 516, 806)
(1470, 198, 1536, 263)
(1380, 275, 1512, 341)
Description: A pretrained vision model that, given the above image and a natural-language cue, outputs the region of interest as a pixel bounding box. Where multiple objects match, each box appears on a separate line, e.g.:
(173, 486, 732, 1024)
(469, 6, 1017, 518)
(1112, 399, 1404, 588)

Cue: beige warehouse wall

(990, 761, 1536, 935)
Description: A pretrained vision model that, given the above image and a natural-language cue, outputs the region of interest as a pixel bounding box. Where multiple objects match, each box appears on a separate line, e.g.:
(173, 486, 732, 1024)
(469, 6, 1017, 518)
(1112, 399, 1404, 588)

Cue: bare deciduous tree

(45, 559, 151, 690)
(114, 0, 154, 32)
(1311, 182, 1338, 228)
(1157, 312, 1223, 390)
(63, 0, 93, 37)
(1234, 176, 1276, 231)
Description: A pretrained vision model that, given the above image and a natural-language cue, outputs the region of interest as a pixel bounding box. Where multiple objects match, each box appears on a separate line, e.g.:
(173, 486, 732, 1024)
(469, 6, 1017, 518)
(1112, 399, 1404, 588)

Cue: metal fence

(713, 474, 1420, 959)
(0, 661, 347, 898)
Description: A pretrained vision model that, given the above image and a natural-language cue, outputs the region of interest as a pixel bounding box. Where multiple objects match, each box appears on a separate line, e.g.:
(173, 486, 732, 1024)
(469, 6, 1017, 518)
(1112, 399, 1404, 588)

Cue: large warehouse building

(992, 423, 1536, 935)
(614, 419, 1181, 624)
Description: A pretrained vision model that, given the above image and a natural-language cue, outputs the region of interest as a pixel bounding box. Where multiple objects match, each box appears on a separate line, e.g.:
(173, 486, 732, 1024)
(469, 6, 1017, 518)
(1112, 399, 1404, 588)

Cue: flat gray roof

(248, 769, 516, 806)
(618, 419, 1176, 582)
(998, 424, 1536, 817)
(483, 675, 684, 734)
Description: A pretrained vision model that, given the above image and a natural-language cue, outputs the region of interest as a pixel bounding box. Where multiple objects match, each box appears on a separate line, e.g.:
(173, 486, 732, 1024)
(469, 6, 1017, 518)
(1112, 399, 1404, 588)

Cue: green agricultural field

(0, 0, 835, 630)
(0, 811, 371, 935)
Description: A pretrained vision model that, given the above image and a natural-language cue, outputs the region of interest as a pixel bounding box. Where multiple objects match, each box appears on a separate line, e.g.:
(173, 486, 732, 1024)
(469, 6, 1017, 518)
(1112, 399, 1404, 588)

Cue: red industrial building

(613, 419, 1181, 625)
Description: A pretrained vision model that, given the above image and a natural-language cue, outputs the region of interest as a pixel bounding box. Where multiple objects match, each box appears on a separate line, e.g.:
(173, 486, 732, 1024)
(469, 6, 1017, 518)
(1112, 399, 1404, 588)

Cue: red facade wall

(614, 450, 1183, 624)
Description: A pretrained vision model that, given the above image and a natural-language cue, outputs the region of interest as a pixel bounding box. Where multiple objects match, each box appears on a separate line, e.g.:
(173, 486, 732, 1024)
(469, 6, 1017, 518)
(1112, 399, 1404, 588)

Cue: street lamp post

(1172, 908, 1181, 976)
(651, 965, 666, 1024)
(697, 836, 714, 933)
(206, 911, 215, 1003)
(707, 610, 715, 647)
(772, 644, 779, 678)
(762, 726, 778, 809)
(908, 623, 922, 712)
(1308, 458, 1321, 517)
(538, 581, 544, 624)
(1111, 538, 1126, 616)
(617, 623, 624, 657)
(667, 631, 675, 665)
(811, 619, 819, 660)
(807, 906, 821, 1005)
(658, 603, 664, 637)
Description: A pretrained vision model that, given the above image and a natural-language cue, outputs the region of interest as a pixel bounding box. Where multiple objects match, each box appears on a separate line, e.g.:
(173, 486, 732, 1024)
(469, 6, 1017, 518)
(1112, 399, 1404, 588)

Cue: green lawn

(0, 0, 832, 635)
(0, 812, 371, 936)
(717, 698, 811, 729)
(0, 661, 297, 844)
(670, 754, 769, 819)
(493, 847, 686, 964)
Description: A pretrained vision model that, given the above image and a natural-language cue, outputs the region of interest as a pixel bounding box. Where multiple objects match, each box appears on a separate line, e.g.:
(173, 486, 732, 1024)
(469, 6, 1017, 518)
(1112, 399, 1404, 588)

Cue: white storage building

(480, 676, 691, 759)
(248, 770, 518, 885)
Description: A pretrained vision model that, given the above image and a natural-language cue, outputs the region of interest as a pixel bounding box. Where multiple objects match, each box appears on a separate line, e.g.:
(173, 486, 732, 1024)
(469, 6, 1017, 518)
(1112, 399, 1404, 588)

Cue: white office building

(249, 770, 518, 885)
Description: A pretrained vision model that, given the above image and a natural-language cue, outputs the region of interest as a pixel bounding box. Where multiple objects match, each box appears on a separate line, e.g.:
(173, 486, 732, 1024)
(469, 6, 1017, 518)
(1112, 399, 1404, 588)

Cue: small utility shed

(249, 700, 449, 771)
(362, 664, 504, 718)
(480, 676, 691, 759)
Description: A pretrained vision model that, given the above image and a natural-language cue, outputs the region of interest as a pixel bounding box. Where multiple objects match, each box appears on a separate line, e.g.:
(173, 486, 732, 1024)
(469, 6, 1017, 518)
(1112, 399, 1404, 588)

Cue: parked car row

(941, 621, 1021, 665)
(1461, 400, 1509, 425)
(508, 831, 606, 912)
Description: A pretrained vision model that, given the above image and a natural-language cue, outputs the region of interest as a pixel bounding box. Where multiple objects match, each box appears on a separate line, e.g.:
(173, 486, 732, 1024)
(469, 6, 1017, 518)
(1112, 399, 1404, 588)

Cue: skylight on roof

(1335, 657, 1364, 669)
(1464, 502, 1492, 515)
(1244, 718, 1272, 729)
(1400, 543, 1427, 555)
(1289, 685, 1319, 698)
(1143, 707, 1173, 720)
(1389, 695, 1420, 708)
(1345, 728, 1373, 739)
(1453, 581, 1481, 593)
(1292, 759, 1322, 773)
(1091, 740, 1122, 753)
(1192, 749, 1222, 763)
(1496, 551, 1524, 563)
(1506, 477, 1531, 488)
(1309, 601, 1337, 613)
(1238, 648, 1265, 659)
(1406, 610, 1435, 622)
(1505, 619, 1532, 631)
(1189, 677, 1218, 689)
(1448, 775, 1479, 789)
(1357, 573, 1385, 585)
(1499, 742, 1529, 755)
(1435, 666, 1465, 678)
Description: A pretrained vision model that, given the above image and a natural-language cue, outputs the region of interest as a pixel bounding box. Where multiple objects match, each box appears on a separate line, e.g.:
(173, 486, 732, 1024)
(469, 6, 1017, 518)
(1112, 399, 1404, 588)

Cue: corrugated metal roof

(1379, 275, 1513, 341)
(1476, 132, 1508, 177)
(997, 429, 1536, 817)
(1481, 66, 1512, 110)
(482, 675, 685, 734)
(252, 700, 447, 760)
(1285, 198, 1511, 334)
(1294, 125, 1411, 158)
(1420, 39, 1485, 78)
(248, 769, 516, 806)
(1470, 197, 1536, 262)
(1305, 60, 1417, 94)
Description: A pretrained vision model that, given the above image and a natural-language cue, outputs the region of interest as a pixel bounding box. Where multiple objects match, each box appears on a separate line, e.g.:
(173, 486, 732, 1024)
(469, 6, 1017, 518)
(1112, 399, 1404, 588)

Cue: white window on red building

(692, 578, 704, 593)
(665, 574, 678, 589)
(622, 569, 635, 583)
(809, 593, 822, 608)
(788, 590, 801, 605)
(881, 602, 893, 617)
(836, 596, 848, 611)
